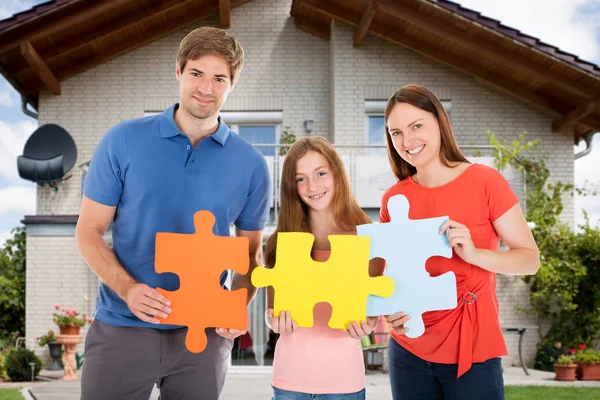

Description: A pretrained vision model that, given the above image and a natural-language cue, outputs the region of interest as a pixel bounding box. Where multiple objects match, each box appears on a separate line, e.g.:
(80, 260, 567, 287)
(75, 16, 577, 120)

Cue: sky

(0, 0, 599, 246)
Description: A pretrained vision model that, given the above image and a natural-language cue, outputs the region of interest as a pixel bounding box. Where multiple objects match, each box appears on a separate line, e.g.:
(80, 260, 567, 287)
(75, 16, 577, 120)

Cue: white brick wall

(26, 235, 96, 360)
(28, 0, 576, 367)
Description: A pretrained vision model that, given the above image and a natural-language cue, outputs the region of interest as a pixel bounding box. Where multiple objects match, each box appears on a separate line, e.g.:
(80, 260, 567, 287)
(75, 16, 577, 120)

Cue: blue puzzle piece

(357, 194, 457, 338)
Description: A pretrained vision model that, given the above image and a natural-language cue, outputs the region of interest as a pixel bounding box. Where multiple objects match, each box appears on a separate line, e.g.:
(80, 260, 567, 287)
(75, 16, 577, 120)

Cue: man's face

(176, 54, 233, 121)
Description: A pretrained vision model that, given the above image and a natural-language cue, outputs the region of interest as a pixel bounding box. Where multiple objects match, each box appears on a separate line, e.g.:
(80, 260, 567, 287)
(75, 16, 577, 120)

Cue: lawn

(0, 389, 23, 400)
(505, 386, 600, 399)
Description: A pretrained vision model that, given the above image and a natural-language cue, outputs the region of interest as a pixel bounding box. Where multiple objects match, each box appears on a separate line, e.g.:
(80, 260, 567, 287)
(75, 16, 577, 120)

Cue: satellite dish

(17, 123, 77, 185)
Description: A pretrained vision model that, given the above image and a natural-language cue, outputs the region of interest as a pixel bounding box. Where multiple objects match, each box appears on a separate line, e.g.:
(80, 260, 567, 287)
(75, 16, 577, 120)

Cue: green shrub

(0, 347, 10, 380)
(534, 340, 562, 371)
(3, 348, 41, 382)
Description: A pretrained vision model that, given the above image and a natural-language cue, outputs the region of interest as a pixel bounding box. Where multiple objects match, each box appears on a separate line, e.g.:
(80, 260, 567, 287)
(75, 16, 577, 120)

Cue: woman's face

(295, 151, 335, 213)
(386, 102, 442, 169)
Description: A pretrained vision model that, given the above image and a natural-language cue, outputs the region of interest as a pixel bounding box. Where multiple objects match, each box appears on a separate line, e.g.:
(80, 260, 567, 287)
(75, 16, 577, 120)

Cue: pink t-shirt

(271, 249, 366, 394)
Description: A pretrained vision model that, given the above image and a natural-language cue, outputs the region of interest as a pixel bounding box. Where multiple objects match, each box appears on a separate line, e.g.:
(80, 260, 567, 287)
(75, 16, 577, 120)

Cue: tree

(0, 227, 26, 347)
(488, 132, 600, 370)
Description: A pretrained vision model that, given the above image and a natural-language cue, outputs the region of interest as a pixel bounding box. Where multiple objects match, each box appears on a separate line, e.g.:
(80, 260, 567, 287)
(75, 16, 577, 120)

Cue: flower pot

(59, 325, 80, 335)
(554, 364, 577, 381)
(46, 342, 63, 371)
(580, 362, 600, 380)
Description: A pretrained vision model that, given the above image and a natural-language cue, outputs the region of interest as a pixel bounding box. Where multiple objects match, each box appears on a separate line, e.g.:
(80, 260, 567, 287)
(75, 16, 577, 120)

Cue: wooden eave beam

(377, 0, 597, 99)
(354, 0, 377, 47)
(0, 0, 133, 54)
(7, 0, 192, 77)
(220, 0, 231, 28)
(19, 40, 60, 95)
(17, 0, 222, 92)
(552, 101, 597, 132)
(312, 0, 593, 101)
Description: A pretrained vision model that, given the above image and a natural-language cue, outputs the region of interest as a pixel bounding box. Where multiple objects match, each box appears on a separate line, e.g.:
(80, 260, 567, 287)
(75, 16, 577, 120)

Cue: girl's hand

(386, 312, 410, 335)
(347, 316, 380, 339)
(440, 219, 480, 265)
(267, 309, 298, 335)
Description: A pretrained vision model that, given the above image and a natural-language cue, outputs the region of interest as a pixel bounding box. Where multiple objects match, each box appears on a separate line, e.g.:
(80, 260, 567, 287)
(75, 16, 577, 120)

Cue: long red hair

(265, 137, 370, 267)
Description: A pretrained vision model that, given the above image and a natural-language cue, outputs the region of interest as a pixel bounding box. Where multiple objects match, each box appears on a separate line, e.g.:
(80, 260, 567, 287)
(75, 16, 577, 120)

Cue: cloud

(0, 88, 13, 108)
(0, 186, 35, 217)
(456, 0, 600, 64)
(0, 1, 38, 20)
(575, 134, 600, 228)
(0, 185, 35, 248)
(0, 120, 37, 185)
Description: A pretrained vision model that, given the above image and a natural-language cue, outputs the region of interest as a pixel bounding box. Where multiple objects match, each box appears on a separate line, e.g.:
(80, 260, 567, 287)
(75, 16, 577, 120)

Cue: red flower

(570, 348, 577, 354)
(54, 304, 60, 310)
(579, 344, 587, 350)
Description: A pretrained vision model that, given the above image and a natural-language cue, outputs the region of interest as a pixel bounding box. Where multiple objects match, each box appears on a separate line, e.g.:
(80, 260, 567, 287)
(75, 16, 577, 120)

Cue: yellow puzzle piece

(252, 232, 394, 329)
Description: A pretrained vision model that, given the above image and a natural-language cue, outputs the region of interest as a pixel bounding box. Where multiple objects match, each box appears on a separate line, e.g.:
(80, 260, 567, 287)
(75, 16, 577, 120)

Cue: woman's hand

(347, 316, 380, 339)
(266, 309, 298, 335)
(440, 219, 480, 265)
(386, 312, 411, 335)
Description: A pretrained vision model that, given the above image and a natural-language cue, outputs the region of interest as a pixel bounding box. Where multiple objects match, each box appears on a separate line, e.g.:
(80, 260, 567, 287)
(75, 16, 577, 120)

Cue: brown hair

(265, 137, 371, 267)
(384, 84, 468, 181)
(176, 27, 244, 85)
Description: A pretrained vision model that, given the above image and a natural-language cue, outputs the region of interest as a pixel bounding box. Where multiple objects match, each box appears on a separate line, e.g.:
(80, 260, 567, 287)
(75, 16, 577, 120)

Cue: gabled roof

(291, 0, 600, 139)
(1, 0, 599, 139)
(0, 0, 246, 109)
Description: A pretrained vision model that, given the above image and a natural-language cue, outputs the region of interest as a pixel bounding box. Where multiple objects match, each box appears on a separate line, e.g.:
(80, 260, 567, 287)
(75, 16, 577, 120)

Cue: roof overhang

(291, 0, 600, 141)
(0, 0, 247, 111)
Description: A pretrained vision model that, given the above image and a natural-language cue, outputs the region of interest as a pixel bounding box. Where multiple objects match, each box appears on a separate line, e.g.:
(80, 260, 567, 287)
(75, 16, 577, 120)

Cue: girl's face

(387, 102, 442, 169)
(295, 151, 335, 213)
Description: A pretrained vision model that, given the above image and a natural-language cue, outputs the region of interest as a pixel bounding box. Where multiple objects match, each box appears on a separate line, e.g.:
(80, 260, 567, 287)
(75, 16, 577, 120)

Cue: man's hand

(216, 311, 251, 339)
(122, 282, 171, 324)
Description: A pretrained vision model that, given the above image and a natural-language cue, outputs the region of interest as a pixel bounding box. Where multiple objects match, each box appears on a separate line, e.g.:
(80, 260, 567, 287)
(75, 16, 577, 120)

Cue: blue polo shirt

(83, 104, 271, 328)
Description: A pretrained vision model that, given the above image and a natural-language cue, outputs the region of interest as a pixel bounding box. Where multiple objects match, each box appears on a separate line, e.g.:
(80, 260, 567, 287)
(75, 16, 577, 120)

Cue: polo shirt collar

(159, 103, 231, 146)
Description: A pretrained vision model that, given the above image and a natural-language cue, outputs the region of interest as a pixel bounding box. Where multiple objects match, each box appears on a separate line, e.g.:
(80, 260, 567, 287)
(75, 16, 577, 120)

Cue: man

(76, 27, 270, 399)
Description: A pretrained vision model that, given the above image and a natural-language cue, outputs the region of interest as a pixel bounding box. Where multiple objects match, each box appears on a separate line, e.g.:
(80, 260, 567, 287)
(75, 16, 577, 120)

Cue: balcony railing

(79, 144, 526, 227)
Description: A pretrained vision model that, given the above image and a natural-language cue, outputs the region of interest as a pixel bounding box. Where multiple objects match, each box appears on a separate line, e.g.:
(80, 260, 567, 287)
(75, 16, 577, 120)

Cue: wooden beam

(294, 19, 331, 40)
(552, 101, 597, 132)
(300, 0, 595, 100)
(377, 0, 596, 100)
(19, 0, 257, 94)
(19, 40, 60, 95)
(16, 0, 220, 87)
(354, 0, 377, 47)
(0, 0, 134, 54)
(7, 0, 190, 77)
(220, 0, 231, 29)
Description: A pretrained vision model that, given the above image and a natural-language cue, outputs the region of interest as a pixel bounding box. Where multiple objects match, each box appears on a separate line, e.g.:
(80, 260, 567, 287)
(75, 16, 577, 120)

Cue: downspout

(21, 95, 38, 119)
(574, 131, 597, 160)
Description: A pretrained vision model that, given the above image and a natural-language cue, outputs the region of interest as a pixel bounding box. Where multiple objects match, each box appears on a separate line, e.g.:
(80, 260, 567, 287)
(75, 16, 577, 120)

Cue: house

(1, 0, 599, 369)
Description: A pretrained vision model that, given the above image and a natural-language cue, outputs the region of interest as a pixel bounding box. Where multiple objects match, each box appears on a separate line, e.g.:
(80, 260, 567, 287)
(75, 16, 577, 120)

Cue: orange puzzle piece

(155, 210, 249, 353)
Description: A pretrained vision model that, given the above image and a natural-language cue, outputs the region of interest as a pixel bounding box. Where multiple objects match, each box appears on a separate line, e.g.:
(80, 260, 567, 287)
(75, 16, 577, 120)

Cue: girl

(381, 84, 540, 399)
(264, 136, 380, 400)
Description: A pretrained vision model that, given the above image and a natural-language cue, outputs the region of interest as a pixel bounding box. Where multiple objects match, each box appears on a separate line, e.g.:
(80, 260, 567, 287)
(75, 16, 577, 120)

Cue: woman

(381, 84, 540, 399)
(264, 136, 380, 400)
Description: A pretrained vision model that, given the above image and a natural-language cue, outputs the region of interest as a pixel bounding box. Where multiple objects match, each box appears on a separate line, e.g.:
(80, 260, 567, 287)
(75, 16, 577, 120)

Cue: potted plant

(554, 354, 577, 381)
(36, 330, 62, 370)
(52, 305, 92, 335)
(573, 345, 600, 380)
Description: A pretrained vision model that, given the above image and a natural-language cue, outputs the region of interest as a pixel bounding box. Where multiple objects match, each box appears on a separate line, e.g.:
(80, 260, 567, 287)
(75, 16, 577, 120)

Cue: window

(221, 112, 282, 157)
(364, 100, 452, 155)
(235, 126, 276, 156)
(366, 115, 386, 155)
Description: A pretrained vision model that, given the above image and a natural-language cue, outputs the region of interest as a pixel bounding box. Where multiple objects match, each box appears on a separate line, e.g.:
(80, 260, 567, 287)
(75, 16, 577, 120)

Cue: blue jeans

(272, 387, 366, 400)
(388, 339, 505, 400)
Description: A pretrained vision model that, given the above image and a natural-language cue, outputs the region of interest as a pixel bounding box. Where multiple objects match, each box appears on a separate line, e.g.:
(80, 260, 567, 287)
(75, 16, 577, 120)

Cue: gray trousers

(81, 320, 233, 400)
